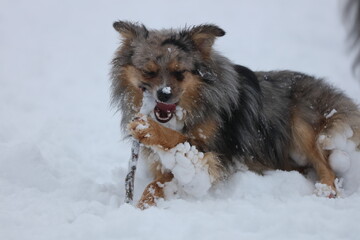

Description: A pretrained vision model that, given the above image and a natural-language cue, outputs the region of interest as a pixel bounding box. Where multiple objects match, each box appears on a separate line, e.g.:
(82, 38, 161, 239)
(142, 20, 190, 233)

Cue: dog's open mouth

(154, 102, 176, 123)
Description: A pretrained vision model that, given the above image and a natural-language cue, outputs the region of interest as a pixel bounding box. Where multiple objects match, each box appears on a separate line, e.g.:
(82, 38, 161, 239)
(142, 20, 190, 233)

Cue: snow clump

(154, 142, 212, 198)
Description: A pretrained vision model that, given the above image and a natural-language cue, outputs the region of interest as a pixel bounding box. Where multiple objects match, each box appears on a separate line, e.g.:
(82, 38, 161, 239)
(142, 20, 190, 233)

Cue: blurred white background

(1, 1, 359, 239)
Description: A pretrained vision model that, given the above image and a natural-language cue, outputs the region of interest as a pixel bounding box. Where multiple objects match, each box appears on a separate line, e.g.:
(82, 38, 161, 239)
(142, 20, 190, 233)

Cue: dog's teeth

(155, 111, 171, 121)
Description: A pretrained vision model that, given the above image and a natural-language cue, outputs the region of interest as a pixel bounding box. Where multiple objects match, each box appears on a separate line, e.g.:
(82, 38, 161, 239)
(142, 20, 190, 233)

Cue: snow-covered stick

(124, 140, 140, 204)
(124, 91, 155, 204)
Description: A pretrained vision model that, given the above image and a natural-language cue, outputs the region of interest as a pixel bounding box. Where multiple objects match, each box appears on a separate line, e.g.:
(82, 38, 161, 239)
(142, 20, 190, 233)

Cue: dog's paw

(314, 178, 343, 198)
(127, 114, 161, 146)
(314, 183, 337, 198)
(136, 185, 157, 210)
(128, 114, 150, 140)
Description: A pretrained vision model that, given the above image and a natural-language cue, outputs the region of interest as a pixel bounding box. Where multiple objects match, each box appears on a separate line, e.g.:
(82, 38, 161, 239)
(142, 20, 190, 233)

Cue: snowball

(319, 132, 350, 151)
(329, 149, 351, 174)
(173, 152, 196, 185)
(182, 168, 211, 198)
(156, 148, 176, 170)
(329, 133, 347, 150)
(152, 142, 212, 198)
(184, 142, 191, 152)
(318, 123, 354, 151)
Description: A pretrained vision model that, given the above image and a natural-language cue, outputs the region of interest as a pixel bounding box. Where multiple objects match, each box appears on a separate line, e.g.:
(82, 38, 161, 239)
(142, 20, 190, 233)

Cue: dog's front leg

(128, 114, 187, 149)
(136, 172, 174, 210)
(128, 114, 186, 209)
(128, 115, 220, 209)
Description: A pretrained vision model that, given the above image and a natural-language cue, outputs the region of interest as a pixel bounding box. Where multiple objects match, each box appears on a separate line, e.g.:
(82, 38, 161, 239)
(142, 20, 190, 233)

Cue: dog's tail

(343, 0, 360, 78)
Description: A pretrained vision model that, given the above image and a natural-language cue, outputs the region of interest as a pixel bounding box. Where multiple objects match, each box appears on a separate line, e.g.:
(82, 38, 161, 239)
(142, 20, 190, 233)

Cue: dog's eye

(142, 70, 157, 79)
(172, 70, 186, 81)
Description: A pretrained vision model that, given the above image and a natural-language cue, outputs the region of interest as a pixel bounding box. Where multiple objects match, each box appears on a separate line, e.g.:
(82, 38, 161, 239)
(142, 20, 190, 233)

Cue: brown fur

(144, 60, 160, 73)
(188, 119, 219, 151)
(121, 66, 143, 110)
(178, 74, 204, 116)
(202, 152, 223, 183)
(291, 113, 336, 191)
(167, 59, 185, 72)
(128, 115, 187, 150)
(189, 24, 225, 58)
(137, 172, 174, 210)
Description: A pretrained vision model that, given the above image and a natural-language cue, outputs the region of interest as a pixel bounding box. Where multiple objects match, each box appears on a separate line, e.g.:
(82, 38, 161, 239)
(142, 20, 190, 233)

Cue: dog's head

(111, 21, 226, 126)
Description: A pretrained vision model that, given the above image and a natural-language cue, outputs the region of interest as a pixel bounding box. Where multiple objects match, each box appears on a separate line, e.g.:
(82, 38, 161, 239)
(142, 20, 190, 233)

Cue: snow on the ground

(1, 0, 360, 239)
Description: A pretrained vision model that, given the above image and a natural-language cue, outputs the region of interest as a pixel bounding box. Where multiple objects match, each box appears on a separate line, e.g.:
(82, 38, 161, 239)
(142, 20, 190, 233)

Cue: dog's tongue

(154, 102, 176, 123)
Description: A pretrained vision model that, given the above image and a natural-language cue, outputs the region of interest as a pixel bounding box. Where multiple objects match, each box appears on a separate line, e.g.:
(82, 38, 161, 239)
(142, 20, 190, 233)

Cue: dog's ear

(113, 21, 149, 41)
(189, 24, 225, 56)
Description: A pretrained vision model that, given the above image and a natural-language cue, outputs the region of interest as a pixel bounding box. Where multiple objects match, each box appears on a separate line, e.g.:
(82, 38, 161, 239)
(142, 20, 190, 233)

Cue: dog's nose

(157, 87, 172, 102)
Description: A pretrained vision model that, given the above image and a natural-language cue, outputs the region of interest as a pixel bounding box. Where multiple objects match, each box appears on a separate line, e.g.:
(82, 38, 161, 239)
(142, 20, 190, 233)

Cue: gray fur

(111, 21, 240, 130)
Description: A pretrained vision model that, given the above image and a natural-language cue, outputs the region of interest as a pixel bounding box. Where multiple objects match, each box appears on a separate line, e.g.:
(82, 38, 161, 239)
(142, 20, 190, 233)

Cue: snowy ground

(1, 0, 360, 239)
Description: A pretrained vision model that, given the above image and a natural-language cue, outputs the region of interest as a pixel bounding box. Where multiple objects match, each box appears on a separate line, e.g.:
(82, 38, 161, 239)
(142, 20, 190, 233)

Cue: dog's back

(256, 70, 360, 192)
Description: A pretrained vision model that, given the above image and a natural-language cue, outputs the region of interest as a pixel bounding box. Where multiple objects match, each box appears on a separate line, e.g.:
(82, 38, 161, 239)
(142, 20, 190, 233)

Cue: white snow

(325, 108, 338, 118)
(154, 142, 211, 198)
(314, 182, 337, 197)
(319, 132, 360, 196)
(1, 0, 360, 240)
(329, 149, 351, 174)
(318, 123, 354, 150)
(175, 105, 186, 121)
(135, 122, 149, 131)
(162, 86, 172, 94)
(140, 91, 156, 115)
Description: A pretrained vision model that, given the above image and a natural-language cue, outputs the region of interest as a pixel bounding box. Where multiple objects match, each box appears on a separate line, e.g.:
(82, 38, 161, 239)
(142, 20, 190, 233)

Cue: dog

(110, 21, 360, 209)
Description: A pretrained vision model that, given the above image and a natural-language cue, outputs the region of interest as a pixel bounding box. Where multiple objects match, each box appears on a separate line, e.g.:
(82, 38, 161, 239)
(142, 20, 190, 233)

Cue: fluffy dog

(110, 21, 360, 209)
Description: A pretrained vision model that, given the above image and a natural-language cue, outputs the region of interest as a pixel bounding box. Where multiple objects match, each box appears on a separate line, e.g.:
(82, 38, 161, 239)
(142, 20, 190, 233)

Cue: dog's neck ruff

(154, 101, 176, 123)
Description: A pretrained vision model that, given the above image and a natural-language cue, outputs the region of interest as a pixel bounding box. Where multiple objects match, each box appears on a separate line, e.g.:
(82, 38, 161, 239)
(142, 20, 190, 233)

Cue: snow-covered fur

(111, 21, 360, 208)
